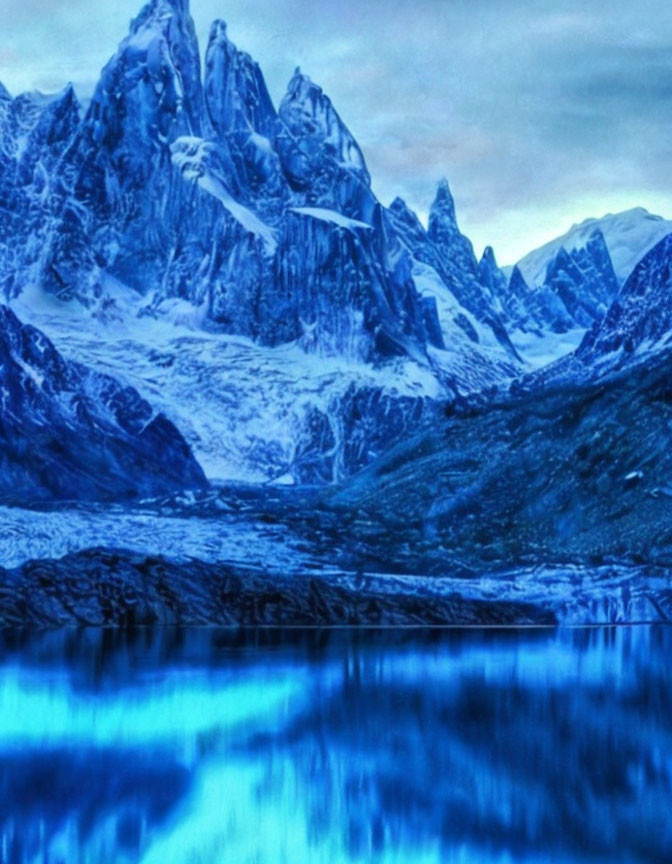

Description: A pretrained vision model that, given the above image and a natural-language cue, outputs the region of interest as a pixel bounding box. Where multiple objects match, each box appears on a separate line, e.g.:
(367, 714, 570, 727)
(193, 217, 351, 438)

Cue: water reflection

(0, 627, 670, 863)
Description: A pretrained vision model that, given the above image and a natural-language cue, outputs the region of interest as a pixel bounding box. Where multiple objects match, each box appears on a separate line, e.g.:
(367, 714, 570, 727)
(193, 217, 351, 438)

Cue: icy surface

(0, 499, 307, 572)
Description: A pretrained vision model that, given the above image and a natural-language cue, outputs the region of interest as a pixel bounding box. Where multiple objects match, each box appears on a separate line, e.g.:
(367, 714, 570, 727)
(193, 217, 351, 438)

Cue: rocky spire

(94, 0, 204, 144)
(131, 0, 191, 30)
(429, 177, 457, 225)
(478, 245, 508, 299)
(204, 19, 277, 141)
(278, 69, 370, 183)
(427, 178, 478, 276)
(71, 0, 205, 210)
(480, 245, 498, 271)
(508, 265, 530, 299)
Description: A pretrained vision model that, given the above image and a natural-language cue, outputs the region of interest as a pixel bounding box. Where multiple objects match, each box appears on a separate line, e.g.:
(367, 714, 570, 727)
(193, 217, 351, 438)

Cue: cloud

(1, 0, 671, 263)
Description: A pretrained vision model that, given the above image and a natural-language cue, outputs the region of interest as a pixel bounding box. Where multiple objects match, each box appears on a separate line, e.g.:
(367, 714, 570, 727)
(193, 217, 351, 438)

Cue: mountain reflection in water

(0, 626, 670, 864)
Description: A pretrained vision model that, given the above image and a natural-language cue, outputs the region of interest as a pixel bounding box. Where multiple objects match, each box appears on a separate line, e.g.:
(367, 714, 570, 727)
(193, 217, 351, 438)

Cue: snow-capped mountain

(0, 0, 525, 376)
(534, 229, 619, 331)
(502, 230, 618, 334)
(515, 208, 672, 287)
(486, 228, 622, 365)
(577, 232, 672, 364)
(0, 0, 527, 487)
(0, 305, 206, 502)
(1, 0, 439, 364)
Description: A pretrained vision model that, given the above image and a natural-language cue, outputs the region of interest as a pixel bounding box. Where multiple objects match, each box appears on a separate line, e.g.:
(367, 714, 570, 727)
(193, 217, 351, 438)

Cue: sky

(1, 0, 671, 264)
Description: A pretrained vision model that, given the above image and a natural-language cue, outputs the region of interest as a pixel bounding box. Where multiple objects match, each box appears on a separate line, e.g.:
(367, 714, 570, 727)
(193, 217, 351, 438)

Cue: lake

(0, 626, 670, 863)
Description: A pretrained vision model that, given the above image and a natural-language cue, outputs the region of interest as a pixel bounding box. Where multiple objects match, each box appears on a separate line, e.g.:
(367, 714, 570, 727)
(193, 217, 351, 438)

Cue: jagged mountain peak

(204, 18, 277, 142)
(389, 196, 408, 213)
(577, 231, 672, 362)
(427, 178, 477, 275)
(207, 18, 258, 67)
(516, 207, 672, 287)
(477, 245, 507, 295)
(35, 83, 80, 120)
(388, 197, 425, 231)
(480, 245, 498, 269)
(131, 0, 191, 30)
(80, 0, 205, 156)
(209, 17, 229, 39)
(430, 178, 457, 223)
(508, 265, 529, 291)
(279, 68, 370, 182)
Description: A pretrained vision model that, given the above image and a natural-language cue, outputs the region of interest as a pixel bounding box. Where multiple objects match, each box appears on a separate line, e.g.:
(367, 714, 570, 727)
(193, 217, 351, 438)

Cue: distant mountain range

(513, 207, 672, 286)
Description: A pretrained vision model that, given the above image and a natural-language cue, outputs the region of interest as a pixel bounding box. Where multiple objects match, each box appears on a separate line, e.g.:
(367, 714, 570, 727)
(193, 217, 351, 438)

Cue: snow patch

(290, 207, 372, 232)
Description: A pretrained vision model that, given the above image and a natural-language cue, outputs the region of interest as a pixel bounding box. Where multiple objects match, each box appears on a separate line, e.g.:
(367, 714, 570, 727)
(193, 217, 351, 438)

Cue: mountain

(577, 232, 672, 364)
(485, 228, 622, 367)
(328, 351, 672, 575)
(5, 0, 439, 364)
(0, 0, 521, 373)
(0, 0, 525, 487)
(387, 183, 519, 361)
(502, 229, 619, 335)
(536, 229, 620, 330)
(515, 208, 672, 287)
(495, 210, 672, 365)
(477, 245, 509, 306)
(0, 305, 206, 502)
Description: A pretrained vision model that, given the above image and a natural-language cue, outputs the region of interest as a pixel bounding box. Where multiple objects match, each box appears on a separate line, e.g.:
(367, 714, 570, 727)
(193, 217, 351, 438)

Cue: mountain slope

(0, 305, 206, 502)
(327, 355, 672, 573)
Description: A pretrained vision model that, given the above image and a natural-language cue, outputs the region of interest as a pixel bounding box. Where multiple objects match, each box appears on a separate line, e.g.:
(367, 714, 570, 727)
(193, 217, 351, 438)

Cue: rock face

(540, 230, 620, 330)
(0, 306, 206, 502)
(387, 184, 519, 359)
(330, 354, 672, 574)
(0, 548, 556, 627)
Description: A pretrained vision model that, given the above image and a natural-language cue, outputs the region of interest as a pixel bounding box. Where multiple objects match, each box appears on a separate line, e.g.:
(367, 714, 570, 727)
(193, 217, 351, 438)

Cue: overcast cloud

(2, 0, 671, 263)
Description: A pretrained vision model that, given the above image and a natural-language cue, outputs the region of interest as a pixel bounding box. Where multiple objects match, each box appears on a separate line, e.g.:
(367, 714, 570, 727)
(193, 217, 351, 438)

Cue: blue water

(0, 627, 670, 864)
